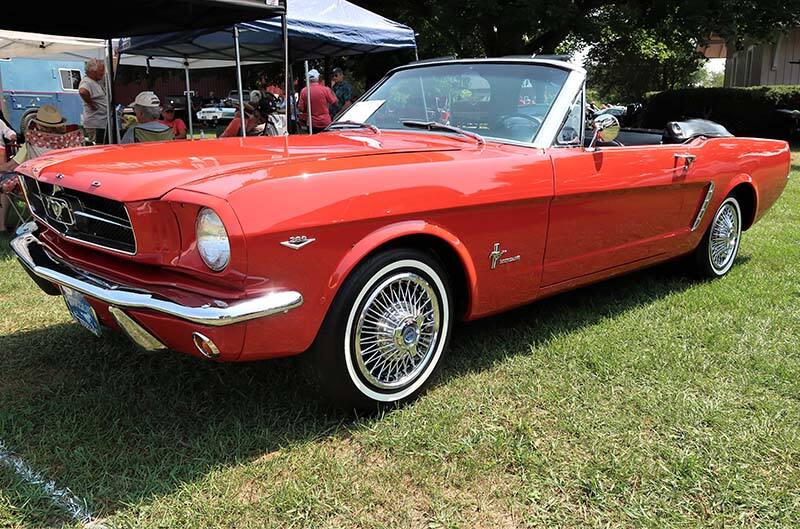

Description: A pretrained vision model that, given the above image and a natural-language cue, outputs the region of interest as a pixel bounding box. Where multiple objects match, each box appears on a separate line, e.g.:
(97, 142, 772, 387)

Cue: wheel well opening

(729, 183, 757, 230)
(369, 234, 471, 319)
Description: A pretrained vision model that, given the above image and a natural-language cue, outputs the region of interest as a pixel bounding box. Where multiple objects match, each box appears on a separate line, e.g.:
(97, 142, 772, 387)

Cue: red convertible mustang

(11, 59, 790, 409)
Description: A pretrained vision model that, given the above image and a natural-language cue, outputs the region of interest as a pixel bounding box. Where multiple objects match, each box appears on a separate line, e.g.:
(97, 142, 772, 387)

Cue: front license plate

(62, 287, 102, 337)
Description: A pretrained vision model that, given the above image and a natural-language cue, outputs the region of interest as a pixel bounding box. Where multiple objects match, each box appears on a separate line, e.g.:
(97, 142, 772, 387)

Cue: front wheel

(692, 195, 742, 277)
(308, 248, 453, 412)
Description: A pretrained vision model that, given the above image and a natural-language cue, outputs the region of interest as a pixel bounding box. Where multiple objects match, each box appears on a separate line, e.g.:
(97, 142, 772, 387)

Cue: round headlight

(196, 208, 230, 272)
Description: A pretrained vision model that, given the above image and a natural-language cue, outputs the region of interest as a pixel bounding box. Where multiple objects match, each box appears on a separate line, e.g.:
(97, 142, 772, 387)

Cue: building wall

(114, 66, 237, 105)
(725, 27, 800, 87)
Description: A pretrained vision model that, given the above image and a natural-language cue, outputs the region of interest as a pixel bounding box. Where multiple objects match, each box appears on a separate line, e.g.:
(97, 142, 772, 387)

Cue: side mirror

(586, 113, 620, 151)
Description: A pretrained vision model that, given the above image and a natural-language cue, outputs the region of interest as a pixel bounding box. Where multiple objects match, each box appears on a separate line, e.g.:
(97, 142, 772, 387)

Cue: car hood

(19, 132, 464, 202)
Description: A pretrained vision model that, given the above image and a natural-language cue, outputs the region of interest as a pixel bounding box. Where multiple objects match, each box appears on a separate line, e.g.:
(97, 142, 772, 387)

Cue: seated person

(121, 92, 174, 144)
(1, 105, 83, 172)
(0, 116, 17, 163)
(0, 105, 83, 232)
(220, 103, 260, 138)
(160, 104, 188, 140)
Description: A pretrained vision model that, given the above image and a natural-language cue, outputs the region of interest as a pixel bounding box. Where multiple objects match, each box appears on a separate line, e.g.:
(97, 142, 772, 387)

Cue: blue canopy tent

(119, 0, 417, 63)
(118, 0, 417, 134)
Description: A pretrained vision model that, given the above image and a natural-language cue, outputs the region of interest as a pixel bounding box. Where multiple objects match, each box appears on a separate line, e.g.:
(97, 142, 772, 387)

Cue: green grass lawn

(1, 153, 798, 528)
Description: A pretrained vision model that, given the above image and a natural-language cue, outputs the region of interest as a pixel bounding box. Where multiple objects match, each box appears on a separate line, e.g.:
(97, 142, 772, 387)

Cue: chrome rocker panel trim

(11, 231, 304, 327)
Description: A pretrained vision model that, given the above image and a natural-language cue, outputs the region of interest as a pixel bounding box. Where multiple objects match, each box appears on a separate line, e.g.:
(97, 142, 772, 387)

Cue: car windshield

(339, 62, 570, 144)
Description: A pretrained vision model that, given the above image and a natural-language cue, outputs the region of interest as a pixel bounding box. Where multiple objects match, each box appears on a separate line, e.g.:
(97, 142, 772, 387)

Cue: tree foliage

(351, 0, 800, 101)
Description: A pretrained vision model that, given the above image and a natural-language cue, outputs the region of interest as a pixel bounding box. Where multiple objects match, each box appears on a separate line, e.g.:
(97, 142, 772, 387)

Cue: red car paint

(16, 130, 790, 362)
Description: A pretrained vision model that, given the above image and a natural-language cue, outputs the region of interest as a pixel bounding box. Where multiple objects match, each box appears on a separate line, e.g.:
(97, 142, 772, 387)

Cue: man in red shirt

(298, 69, 338, 133)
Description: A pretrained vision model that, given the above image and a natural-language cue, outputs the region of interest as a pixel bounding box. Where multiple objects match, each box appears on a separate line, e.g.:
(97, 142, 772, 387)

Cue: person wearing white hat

(121, 91, 174, 144)
(298, 68, 338, 133)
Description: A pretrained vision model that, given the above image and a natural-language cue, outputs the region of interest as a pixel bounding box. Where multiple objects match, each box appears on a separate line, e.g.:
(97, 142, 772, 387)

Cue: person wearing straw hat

(2, 105, 83, 171)
(122, 91, 174, 144)
(0, 104, 83, 232)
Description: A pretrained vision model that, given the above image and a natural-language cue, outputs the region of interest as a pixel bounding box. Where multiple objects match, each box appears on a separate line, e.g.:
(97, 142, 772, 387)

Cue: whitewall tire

(309, 249, 453, 411)
(693, 195, 743, 278)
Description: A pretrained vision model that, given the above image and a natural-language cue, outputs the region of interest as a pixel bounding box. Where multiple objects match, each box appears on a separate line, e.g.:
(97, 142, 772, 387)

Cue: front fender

(327, 220, 478, 314)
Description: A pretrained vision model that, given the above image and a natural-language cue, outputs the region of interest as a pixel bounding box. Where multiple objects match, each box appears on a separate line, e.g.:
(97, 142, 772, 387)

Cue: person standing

(330, 67, 353, 119)
(78, 59, 108, 144)
(297, 69, 338, 134)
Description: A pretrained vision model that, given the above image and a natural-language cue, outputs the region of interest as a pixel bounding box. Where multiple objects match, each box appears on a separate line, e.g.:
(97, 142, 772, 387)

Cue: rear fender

(720, 174, 758, 228)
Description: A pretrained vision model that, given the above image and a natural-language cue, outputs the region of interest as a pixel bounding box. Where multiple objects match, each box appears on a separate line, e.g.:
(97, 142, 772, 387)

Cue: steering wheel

(495, 113, 543, 141)
(498, 113, 542, 126)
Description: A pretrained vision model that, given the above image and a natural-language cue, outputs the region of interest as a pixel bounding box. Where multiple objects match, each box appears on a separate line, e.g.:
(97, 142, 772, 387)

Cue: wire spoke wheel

(354, 272, 441, 390)
(708, 200, 741, 273)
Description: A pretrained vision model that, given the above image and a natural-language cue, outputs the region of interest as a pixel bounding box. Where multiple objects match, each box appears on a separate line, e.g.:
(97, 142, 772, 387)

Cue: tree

(350, 0, 800, 99)
(582, 4, 707, 102)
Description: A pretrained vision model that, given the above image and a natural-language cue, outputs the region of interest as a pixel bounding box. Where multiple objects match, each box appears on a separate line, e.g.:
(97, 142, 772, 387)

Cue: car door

(542, 143, 700, 286)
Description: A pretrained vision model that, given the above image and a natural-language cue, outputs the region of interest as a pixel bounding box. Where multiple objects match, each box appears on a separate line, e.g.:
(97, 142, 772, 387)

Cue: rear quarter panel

(682, 137, 790, 254)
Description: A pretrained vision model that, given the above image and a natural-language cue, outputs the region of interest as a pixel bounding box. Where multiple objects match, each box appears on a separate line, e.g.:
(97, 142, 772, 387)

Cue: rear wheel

(309, 248, 453, 412)
(692, 195, 742, 278)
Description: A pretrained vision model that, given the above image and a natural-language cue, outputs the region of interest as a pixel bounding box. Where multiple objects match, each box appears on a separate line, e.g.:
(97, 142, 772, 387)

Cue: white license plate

(62, 287, 101, 337)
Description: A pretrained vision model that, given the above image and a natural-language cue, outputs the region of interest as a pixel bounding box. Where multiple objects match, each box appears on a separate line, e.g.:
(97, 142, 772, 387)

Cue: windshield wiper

(326, 121, 381, 134)
(401, 120, 485, 146)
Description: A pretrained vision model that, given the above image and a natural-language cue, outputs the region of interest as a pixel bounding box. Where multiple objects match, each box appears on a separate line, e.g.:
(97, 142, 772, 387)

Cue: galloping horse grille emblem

(43, 196, 75, 226)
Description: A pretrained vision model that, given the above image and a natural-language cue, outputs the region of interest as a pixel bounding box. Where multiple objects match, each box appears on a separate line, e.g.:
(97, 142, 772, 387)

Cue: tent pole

(304, 60, 312, 135)
(104, 39, 117, 144)
(233, 25, 246, 138)
(282, 13, 290, 135)
(183, 59, 194, 139)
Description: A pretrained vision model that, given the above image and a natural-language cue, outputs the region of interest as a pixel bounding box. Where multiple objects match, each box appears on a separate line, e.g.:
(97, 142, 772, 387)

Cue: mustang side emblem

(489, 242, 520, 270)
(281, 236, 316, 250)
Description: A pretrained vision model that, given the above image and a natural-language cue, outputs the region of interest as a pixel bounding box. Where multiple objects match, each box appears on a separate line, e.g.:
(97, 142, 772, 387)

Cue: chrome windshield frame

(340, 58, 587, 150)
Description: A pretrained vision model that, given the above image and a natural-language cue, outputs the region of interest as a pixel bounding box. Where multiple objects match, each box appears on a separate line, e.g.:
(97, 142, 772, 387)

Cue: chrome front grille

(20, 174, 136, 254)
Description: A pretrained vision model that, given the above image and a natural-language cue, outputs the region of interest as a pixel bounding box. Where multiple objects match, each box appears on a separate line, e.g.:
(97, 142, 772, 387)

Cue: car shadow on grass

(0, 255, 743, 523)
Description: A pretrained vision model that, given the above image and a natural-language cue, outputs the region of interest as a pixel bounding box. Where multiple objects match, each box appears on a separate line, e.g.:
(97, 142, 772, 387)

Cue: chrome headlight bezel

(195, 207, 231, 272)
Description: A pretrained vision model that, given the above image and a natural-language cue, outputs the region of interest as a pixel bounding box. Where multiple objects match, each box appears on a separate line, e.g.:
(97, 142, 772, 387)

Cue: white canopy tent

(0, 30, 105, 59)
(0, 0, 288, 142)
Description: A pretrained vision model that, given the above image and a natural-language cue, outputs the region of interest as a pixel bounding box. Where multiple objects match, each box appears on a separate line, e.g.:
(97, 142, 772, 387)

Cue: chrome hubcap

(354, 272, 441, 390)
(709, 202, 740, 272)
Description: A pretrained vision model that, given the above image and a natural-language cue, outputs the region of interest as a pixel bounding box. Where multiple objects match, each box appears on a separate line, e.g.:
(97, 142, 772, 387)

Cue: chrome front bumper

(11, 229, 304, 328)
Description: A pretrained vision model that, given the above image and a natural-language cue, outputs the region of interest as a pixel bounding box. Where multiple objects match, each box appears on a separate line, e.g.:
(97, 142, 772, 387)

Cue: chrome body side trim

(11, 230, 304, 327)
(109, 306, 168, 351)
(692, 182, 716, 231)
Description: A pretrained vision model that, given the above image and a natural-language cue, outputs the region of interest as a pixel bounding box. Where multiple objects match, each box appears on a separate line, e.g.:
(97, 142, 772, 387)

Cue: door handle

(674, 153, 696, 171)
